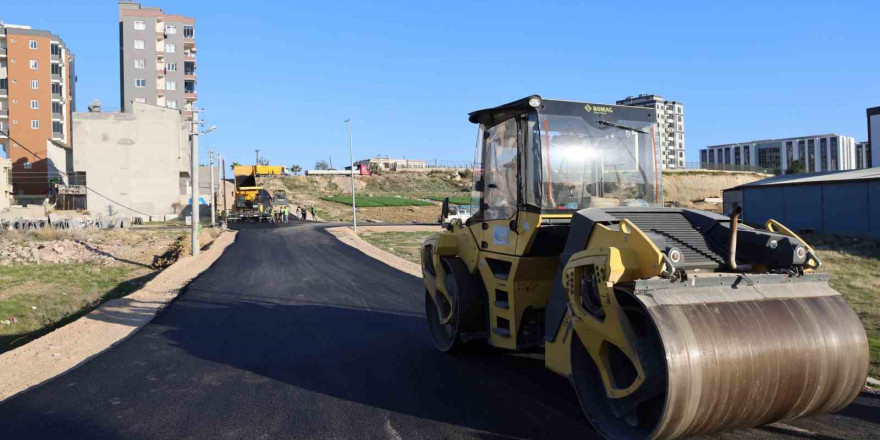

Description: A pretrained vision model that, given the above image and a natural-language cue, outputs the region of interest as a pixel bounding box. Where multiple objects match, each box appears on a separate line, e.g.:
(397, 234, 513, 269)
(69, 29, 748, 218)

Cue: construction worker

(302, 207, 307, 221)
(283, 206, 289, 223)
(310, 206, 316, 221)
(258, 202, 264, 222)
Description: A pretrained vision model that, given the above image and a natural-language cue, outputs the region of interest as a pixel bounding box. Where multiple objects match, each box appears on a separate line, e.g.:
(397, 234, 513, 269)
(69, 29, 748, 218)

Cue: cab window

(484, 117, 518, 220)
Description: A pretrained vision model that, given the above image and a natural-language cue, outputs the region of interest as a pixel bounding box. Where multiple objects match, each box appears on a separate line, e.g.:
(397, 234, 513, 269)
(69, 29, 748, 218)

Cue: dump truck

(232, 165, 285, 221)
(420, 96, 868, 440)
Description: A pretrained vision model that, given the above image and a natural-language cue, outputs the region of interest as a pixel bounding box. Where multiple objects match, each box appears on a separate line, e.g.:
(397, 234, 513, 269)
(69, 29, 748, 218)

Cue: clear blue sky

(4, 1, 879, 169)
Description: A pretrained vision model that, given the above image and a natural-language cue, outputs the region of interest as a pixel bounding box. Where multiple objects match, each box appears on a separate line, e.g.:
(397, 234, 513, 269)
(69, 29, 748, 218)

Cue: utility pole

(190, 111, 200, 256)
(255, 148, 260, 165)
(209, 148, 216, 226)
(345, 119, 357, 232)
(221, 154, 228, 229)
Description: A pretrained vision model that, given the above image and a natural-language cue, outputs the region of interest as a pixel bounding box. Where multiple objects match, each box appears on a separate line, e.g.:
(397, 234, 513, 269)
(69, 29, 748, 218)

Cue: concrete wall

(740, 181, 880, 238)
(73, 102, 188, 217)
(0, 158, 11, 210)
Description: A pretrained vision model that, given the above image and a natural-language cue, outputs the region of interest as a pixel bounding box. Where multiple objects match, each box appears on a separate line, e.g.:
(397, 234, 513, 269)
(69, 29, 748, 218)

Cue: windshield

(525, 106, 661, 211)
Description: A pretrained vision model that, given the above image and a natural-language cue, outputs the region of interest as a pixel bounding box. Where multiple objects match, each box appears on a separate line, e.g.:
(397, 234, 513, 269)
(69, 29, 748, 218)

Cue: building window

(30, 80, 39, 90)
(167, 100, 177, 109)
(183, 25, 194, 38)
(50, 43, 61, 56)
(133, 20, 146, 30)
(134, 59, 145, 69)
(29, 60, 38, 70)
(700, 150, 707, 164)
(785, 141, 793, 169)
(807, 139, 815, 172)
(165, 25, 177, 35)
(724, 147, 731, 164)
(134, 97, 146, 103)
(743, 145, 750, 165)
(830, 137, 838, 170)
(166, 80, 177, 91)
(52, 121, 63, 133)
(757, 146, 781, 171)
(31, 120, 40, 129)
(819, 138, 828, 171)
(165, 43, 176, 53)
(135, 78, 146, 88)
(734, 146, 741, 164)
(52, 101, 63, 113)
(51, 63, 62, 75)
(134, 40, 145, 50)
(166, 62, 177, 72)
(29, 40, 38, 50)
(30, 100, 39, 109)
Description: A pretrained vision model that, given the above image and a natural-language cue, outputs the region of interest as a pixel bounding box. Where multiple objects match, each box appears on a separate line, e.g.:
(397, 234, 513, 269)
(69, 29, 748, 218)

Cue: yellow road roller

(420, 95, 868, 440)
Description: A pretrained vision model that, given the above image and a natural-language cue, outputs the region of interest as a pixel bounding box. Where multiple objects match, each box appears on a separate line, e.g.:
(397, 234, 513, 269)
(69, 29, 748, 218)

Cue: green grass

(810, 235, 880, 379)
(359, 231, 436, 264)
(320, 195, 434, 207)
(0, 264, 154, 353)
(425, 195, 471, 205)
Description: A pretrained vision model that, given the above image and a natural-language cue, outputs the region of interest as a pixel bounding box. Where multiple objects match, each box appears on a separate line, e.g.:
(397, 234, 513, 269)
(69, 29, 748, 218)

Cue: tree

(368, 162, 381, 175)
(314, 160, 330, 170)
(290, 164, 302, 175)
(787, 159, 805, 175)
(257, 157, 271, 166)
(230, 161, 241, 171)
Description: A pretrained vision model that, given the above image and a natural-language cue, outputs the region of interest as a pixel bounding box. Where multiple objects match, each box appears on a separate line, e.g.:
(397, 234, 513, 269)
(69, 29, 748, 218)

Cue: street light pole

(209, 148, 216, 226)
(346, 119, 356, 232)
(256, 148, 260, 165)
(190, 111, 200, 256)
(221, 154, 228, 229)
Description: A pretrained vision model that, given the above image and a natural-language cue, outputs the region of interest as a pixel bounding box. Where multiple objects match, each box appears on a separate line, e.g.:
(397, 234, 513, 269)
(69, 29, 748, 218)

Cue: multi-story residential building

(699, 134, 859, 175)
(0, 22, 76, 202)
(616, 94, 685, 169)
(119, 1, 196, 121)
(855, 141, 871, 169)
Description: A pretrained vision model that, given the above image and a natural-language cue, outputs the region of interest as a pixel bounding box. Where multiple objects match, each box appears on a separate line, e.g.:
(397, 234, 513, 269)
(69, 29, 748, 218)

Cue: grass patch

(425, 195, 471, 205)
(810, 235, 880, 378)
(321, 195, 433, 207)
(359, 231, 435, 264)
(0, 264, 154, 353)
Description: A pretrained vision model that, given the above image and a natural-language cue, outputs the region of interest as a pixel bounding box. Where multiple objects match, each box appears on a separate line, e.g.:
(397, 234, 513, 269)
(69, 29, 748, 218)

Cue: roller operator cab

(420, 96, 869, 440)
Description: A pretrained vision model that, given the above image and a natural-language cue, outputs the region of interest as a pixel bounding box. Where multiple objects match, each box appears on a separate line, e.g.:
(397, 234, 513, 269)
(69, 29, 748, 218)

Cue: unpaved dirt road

(0, 222, 876, 439)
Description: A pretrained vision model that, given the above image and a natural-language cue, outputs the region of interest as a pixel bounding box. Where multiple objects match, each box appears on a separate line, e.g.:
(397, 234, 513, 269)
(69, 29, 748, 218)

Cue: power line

(0, 128, 156, 217)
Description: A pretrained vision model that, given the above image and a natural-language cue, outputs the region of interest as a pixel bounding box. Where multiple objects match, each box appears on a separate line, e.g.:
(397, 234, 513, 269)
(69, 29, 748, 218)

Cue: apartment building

(119, 1, 196, 120)
(700, 134, 859, 175)
(616, 94, 685, 169)
(855, 141, 871, 169)
(0, 23, 76, 201)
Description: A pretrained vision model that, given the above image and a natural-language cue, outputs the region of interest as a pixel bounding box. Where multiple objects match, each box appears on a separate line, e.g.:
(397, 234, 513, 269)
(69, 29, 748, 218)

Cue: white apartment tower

(617, 94, 685, 169)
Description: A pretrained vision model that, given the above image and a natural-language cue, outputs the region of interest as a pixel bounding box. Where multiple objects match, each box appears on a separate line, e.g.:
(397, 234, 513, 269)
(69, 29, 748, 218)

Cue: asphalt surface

(0, 221, 877, 440)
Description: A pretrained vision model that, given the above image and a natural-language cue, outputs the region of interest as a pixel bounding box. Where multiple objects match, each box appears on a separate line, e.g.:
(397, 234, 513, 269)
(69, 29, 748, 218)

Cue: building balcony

(52, 111, 63, 120)
(184, 37, 195, 49)
(52, 131, 64, 140)
(0, 88, 6, 97)
(51, 73, 62, 81)
(50, 53, 61, 62)
(185, 91, 197, 101)
(157, 68, 166, 78)
(156, 30, 165, 41)
(184, 53, 195, 62)
(184, 72, 196, 82)
(0, 109, 7, 118)
(52, 92, 63, 100)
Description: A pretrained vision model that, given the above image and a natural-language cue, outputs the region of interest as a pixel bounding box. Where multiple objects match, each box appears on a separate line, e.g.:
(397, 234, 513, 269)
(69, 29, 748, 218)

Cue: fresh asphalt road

(0, 222, 877, 439)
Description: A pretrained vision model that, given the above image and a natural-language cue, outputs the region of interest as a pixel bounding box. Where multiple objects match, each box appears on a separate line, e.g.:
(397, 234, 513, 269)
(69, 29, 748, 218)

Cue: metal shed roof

(727, 168, 880, 190)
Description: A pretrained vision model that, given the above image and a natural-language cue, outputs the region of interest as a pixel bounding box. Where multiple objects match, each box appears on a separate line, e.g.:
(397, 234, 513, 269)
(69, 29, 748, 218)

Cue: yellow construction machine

(421, 96, 868, 440)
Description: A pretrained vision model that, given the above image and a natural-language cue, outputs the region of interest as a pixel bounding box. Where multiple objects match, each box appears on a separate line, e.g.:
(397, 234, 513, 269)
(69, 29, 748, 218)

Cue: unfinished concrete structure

(71, 102, 189, 218)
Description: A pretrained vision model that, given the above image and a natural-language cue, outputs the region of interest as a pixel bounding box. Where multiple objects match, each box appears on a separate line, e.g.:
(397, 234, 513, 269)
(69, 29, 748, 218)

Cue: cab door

(479, 116, 521, 255)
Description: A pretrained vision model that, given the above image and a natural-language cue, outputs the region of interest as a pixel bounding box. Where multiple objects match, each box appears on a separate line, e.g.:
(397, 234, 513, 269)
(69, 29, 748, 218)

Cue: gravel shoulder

(0, 230, 237, 403)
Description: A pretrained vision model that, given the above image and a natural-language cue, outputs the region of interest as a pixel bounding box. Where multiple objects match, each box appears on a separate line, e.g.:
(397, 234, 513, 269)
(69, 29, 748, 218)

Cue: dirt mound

(663, 170, 768, 211)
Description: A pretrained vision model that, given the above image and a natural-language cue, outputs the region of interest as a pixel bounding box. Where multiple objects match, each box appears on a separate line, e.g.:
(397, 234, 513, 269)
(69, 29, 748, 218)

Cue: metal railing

(685, 161, 776, 174)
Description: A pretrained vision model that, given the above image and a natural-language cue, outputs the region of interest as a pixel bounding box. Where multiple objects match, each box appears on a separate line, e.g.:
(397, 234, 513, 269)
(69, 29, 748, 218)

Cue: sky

(3, 0, 879, 169)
